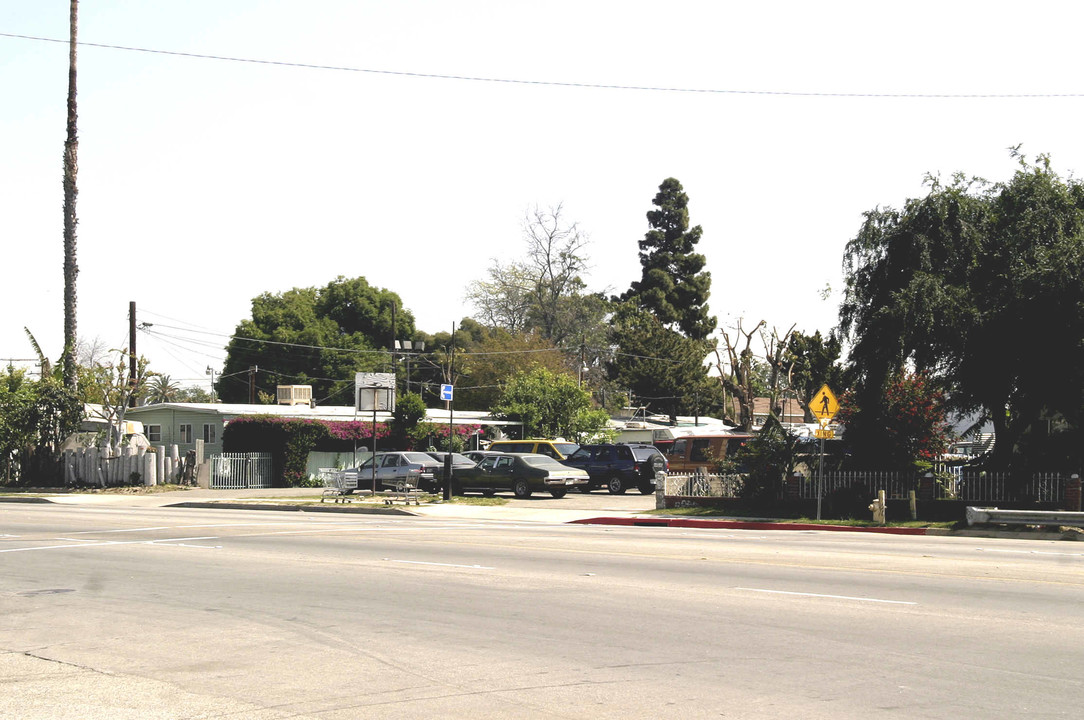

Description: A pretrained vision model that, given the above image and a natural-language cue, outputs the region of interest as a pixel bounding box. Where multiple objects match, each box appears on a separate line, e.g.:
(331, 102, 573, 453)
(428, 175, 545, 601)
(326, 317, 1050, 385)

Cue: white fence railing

(663, 469, 1074, 503)
(665, 473, 744, 498)
(209, 453, 273, 489)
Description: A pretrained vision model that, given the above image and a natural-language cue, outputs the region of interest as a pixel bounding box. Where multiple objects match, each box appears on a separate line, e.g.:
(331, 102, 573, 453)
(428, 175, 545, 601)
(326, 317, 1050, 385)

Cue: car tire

(549, 488, 567, 499)
(513, 479, 532, 498)
(637, 482, 655, 495)
(577, 484, 593, 493)
(395, 480, 408, 493)
(650, 454, 666, 474)
(482, 489, 496, 497)
(607, 475, 626, 495)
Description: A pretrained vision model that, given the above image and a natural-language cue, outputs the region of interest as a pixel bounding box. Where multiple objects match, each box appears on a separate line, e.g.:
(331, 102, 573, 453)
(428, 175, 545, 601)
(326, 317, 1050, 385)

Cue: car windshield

(521, 455, 567, 469)
(631, 447, 659, 460)
(554, 443, 580, 456)
(403, 452, 437, 464)
(567, 447, 594, 460)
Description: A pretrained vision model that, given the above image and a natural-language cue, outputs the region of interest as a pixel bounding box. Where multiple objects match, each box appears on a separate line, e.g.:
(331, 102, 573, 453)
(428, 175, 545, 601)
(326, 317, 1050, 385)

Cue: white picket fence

(209, 453, 273, 489)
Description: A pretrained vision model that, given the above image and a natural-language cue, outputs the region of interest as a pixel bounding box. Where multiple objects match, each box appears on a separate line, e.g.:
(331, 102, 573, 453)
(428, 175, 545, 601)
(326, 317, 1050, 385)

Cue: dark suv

(561, 443, 668, 495)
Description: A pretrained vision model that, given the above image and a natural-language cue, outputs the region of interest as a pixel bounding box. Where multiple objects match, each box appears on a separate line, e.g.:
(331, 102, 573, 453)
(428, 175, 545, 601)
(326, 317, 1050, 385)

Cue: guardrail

(966, 507, 1084, 528)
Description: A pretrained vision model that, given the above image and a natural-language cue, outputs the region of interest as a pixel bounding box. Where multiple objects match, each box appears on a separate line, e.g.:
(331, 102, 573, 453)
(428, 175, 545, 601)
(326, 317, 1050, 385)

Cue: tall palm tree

(62, 0, 79, 391)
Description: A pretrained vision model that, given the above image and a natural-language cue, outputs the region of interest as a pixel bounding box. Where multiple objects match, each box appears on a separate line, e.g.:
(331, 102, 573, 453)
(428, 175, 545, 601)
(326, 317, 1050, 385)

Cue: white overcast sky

(2, 1, 1082, 389)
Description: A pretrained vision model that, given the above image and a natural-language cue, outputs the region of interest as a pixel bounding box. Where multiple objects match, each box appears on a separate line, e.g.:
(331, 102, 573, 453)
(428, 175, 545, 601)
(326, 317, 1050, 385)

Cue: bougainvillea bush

(222, 415, 392, 486)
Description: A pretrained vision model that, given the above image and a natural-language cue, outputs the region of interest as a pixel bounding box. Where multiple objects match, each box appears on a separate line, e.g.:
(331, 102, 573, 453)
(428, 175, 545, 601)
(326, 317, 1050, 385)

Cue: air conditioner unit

(277, 385, 313, 406)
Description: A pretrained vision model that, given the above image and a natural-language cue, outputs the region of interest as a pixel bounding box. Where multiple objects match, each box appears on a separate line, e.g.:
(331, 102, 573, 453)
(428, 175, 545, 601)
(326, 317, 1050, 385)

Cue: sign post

(808, 384, 839, 520)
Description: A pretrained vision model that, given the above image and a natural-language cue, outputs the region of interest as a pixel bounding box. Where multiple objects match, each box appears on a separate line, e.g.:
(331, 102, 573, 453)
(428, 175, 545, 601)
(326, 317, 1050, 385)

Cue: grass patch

(0, 484, 196, 495)
(445, 495, 509, 506)
(642, 506, 955, 529)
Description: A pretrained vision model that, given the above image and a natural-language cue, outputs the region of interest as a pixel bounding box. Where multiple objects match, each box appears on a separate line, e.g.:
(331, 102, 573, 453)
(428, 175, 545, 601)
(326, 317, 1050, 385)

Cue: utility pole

(248, 365, 258, 404)
(128, 301, 137, 407)
(443, 322, 455, 501)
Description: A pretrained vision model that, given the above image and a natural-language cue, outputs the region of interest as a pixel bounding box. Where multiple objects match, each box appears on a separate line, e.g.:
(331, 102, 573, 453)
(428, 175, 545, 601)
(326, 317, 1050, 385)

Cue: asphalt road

(2, 502, 1082, 719)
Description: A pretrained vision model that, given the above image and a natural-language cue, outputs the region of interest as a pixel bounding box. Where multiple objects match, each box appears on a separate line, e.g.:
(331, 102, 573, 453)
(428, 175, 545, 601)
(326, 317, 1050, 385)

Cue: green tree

(839, 155, 1084, 470)
(146, 374, 181, 404)
(452, 328, 567, 411)
(619, 178, 716, 342)
(607, 303, 718, 422)
(1, 358, 81, 486)
(220, 277, 412, 404)
(786, 330, 844, 423)
(735, 415, 803, 508)
(391, 391, 430, 448)
(491, 366, 610, 441)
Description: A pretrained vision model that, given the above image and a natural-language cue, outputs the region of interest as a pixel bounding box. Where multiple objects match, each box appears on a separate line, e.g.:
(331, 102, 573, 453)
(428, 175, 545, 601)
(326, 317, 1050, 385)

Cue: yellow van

(486, 439, 580, 460)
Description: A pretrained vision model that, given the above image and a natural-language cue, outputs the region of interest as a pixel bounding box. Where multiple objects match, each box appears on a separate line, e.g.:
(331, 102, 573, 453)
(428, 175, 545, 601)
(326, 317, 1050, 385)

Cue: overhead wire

(3, 31, 1082, 99)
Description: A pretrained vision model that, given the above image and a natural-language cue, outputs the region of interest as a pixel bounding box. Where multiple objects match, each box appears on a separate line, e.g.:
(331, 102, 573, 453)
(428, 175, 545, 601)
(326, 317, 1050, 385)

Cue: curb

(571, 516, 933, 535)
(165, 501, 418, 516)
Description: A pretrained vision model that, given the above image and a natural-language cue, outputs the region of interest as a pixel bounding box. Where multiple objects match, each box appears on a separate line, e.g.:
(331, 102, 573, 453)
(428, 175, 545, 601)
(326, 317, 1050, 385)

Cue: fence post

(1066, 474, 1082, 512)
(785, 472, 801, 501)
(918, 472, 935, 501)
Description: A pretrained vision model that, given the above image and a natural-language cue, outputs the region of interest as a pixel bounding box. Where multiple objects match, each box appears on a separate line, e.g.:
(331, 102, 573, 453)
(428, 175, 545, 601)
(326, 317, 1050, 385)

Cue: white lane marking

(1, 536, 221, 553)
(387, 559, 494, 570)
(735, 587, 917, 605)
(977, 548, 1084, 557)
(679, 533, 769, 540)
(68, 526, 172, 534)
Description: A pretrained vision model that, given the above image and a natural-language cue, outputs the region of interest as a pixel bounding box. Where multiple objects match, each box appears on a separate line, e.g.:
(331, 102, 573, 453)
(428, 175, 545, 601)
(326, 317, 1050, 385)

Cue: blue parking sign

(440, 384, 453, 401)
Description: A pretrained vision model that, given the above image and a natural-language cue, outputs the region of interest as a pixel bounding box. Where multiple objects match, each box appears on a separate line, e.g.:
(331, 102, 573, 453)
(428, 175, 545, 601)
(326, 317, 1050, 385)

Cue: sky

(3, 1, 1083, 393)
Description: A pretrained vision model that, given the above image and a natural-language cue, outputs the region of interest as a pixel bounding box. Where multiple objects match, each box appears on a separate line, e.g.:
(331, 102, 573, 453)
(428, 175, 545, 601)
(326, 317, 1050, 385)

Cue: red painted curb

(570, 516, 931, 535)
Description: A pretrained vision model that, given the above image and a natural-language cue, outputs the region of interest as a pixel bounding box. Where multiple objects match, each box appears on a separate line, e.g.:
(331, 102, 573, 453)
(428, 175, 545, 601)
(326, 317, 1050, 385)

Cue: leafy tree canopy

(220, 277, 414, 404)
(490, 366, 610, 441)
(839, 153, 1084, 470)
(607, 303, 719, 422)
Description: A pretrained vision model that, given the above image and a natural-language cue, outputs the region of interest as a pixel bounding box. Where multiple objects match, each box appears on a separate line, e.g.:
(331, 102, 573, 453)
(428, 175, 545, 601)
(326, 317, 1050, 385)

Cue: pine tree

(620, 178, 716, 341)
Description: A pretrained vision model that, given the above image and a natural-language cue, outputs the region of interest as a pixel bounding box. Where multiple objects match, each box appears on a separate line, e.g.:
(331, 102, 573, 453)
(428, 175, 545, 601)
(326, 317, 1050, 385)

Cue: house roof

(125, 402, 517, 426)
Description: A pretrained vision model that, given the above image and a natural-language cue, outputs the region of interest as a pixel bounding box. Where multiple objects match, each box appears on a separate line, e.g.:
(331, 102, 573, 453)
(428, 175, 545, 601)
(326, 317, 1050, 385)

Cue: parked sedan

(354, 451, 444, 492)
(462, 450, 505, 464)
(425, 452, 478, 473)
(451, 453, 589, 498)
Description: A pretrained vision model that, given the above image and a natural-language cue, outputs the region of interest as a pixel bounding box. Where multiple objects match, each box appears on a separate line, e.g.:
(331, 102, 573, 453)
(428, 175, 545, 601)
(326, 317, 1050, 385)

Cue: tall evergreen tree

(620, 178, 716, 342)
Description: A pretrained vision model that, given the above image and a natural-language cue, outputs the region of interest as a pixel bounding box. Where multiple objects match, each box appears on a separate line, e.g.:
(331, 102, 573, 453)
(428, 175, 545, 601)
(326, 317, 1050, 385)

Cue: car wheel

(513, 479, 532, 498)
(637, 482, 655, 495)
(577, 484, 593, 493)
(482, 489, 496, 497)
(395, 480, 407, 493)
(607, 475, 626, 495)
(549, 488, 568, 499)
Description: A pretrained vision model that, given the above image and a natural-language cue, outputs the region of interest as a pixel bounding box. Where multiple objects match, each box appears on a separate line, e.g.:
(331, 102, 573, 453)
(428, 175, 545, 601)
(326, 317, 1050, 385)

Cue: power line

(4, 31, 1083, 99)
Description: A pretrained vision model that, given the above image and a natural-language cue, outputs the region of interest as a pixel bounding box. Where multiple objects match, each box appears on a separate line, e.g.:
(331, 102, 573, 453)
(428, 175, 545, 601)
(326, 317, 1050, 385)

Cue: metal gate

(209, 453, 273, 489)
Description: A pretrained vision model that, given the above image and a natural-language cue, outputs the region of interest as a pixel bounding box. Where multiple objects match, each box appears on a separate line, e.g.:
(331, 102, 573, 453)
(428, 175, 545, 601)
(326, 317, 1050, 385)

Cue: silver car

(354, 451, 443, 492)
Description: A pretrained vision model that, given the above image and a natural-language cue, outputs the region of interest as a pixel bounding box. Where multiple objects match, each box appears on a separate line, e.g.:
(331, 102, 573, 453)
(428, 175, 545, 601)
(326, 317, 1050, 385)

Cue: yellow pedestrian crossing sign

(809, 384, 839, 425)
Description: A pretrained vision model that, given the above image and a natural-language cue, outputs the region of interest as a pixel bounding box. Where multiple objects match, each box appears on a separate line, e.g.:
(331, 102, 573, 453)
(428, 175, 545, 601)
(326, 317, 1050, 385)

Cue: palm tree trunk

(62, 0, 79, 390)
